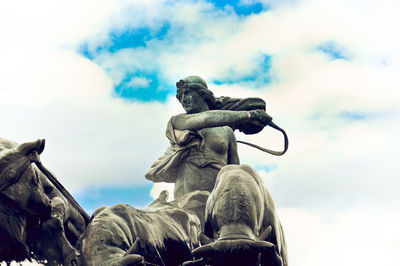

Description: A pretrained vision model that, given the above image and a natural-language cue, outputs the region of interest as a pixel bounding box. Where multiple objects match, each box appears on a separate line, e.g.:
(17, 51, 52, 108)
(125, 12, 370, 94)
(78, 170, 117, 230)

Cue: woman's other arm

(226, 127, 240, 165)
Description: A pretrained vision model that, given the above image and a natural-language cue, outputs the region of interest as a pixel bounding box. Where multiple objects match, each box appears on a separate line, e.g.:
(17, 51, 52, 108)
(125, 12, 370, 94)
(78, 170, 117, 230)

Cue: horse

(77, 191, 207, 266)
(187, 164, 288, 266)
(0, 138, 88, 265)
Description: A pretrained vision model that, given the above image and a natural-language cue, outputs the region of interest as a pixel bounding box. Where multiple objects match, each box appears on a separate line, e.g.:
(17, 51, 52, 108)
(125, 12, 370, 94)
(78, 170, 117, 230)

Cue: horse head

(0, 139, 50, 218)
(189, 164, 287, 266)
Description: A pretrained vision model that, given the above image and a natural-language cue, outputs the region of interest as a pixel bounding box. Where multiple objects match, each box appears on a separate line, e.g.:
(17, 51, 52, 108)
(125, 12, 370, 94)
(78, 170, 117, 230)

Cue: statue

(0, 76, 288, 266)
(0, 138, 89, 265)
(145, 75, 280, 197)
(78, 76, 288, 265)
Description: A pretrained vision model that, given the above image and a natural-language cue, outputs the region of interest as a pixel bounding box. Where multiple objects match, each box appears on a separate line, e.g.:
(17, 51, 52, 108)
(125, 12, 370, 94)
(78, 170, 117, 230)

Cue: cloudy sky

(1, 0, 399, 265)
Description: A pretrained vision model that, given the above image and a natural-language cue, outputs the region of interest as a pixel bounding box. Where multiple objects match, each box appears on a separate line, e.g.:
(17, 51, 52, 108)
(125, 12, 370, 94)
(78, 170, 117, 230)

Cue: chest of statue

(198, 127, 229, 155)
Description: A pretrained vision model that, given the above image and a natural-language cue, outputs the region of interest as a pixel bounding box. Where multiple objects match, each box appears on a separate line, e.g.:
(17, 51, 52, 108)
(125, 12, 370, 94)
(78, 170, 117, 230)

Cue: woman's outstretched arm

(171, 110, 271, 131)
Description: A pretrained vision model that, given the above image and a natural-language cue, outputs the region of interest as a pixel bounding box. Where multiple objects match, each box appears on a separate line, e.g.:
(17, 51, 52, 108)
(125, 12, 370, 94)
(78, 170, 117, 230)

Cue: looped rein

(237, 121, 289, 156)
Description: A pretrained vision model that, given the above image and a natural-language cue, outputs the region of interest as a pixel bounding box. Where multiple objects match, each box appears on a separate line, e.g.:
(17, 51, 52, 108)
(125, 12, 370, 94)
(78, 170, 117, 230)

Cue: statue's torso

(174, 126, 233, 197)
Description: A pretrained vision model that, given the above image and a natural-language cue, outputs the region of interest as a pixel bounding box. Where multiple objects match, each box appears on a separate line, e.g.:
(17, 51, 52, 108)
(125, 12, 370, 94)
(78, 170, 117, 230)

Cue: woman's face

(180, 88, 207, 114)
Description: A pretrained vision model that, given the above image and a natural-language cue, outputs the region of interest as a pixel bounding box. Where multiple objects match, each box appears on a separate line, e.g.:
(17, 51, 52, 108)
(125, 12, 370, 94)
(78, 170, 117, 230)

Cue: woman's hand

(248, 110, 273, 127)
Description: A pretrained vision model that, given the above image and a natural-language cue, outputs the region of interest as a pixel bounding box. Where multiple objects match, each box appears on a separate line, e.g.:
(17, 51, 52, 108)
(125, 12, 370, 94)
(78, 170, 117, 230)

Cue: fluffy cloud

(280, 207, 400, 265)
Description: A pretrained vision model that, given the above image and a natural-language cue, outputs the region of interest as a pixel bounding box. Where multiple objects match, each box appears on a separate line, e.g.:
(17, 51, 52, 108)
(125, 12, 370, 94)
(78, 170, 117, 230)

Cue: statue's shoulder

(167, 113, 188, 134)
(169, 113, 188, 124)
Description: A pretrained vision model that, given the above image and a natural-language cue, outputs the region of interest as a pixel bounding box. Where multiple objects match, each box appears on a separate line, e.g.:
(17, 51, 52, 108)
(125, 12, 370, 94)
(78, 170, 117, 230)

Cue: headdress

(176, 76, 209, 91)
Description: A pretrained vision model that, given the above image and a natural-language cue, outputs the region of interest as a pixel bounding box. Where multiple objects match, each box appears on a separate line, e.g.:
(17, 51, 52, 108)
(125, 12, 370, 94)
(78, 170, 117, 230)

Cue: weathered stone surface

(78, 202, 201, 266)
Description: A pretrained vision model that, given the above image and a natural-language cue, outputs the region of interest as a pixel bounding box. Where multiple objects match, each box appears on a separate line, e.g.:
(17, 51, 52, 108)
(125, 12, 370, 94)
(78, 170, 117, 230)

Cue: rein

(237, 121, 289, 156)
(32, 152, 91, 225)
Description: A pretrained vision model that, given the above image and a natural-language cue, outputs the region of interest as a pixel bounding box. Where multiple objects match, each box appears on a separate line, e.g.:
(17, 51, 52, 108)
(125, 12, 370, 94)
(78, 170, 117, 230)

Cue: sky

(1, 0, 399, 265)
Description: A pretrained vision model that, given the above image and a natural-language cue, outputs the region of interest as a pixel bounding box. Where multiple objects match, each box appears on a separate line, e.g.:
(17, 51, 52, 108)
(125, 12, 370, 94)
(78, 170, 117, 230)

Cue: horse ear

(17, 139, 45, 155)
(37, 139, 45, 154)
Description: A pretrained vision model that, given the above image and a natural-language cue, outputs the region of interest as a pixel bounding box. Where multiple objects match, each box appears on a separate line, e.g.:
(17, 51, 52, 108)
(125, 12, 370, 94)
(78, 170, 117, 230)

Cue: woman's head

(176, 76, 216, 111)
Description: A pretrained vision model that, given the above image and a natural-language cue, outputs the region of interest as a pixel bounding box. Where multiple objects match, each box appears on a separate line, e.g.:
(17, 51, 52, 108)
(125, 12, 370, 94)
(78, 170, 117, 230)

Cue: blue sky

(1, 0, 400, 265)
(75, 184, 154, 214)
(78, 1, 273, 102)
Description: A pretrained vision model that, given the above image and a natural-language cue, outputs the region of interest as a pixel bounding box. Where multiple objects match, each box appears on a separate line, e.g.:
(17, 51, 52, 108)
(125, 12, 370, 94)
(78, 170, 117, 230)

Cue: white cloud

(150, 182, 175, 201)
(125, 77, 151, 89)
(0, 47, 111, 106)
(280, 207, 400, 266)
(1, 92, 178, 190)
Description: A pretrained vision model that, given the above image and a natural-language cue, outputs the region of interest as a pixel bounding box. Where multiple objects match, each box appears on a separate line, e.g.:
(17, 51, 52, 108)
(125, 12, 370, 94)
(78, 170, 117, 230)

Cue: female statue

(77, 76, 288, 265)
(146, 76, 272, 198)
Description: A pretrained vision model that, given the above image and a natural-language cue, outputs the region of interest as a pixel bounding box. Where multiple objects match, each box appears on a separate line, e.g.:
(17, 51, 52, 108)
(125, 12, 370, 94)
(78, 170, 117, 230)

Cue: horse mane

(0, 138, 17, 153)
(0, 195, 28, 248)
(0, 138, 21, 173)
